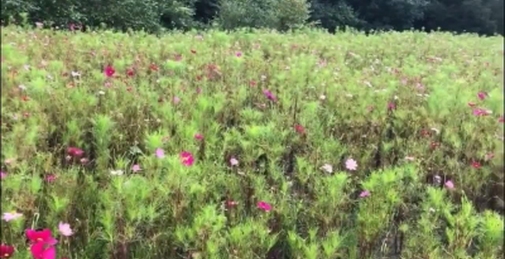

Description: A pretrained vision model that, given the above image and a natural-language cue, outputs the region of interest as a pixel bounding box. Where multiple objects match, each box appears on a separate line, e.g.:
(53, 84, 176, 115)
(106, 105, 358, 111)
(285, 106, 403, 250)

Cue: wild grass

(1, 26, 504, 259)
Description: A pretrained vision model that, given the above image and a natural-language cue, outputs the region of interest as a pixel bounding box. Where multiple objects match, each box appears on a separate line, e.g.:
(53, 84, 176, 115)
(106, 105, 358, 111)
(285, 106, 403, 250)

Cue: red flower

(420, 129, 431, 137)
(126, 68, 135, 77)
(471, 161, 481, 169)
(0, 244, 14, 258)
(66, 147, 84, 158)
(104, 65, 115, 77)
(149, 63, 158, 72)
(294, 124, 305, 135)
(21, 96, 29, 101)
(226, 200, 238, 209)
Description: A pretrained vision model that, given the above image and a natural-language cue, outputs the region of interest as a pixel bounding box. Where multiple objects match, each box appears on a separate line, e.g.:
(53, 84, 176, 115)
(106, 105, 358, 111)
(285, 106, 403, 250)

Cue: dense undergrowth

(1, 26, 504, 259)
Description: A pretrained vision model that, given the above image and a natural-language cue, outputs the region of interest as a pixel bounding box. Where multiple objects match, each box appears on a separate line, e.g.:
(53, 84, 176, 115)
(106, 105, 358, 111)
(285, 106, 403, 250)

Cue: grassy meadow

(1, 26, 504, 259)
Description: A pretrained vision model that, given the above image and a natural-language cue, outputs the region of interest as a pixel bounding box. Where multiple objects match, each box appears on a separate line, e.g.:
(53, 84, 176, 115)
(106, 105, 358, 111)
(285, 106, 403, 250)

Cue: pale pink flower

(2, 212, 23, 222)
(172, 96, 180, 104)
(58, 222, 73, 236)
(257, 201, 272, 212)
(445, 180, 455, 190)
(132, 164, 141, 172)
(0, 171, 6, 179)
(194, 133, 204, 141)
(155, 148, 165, 158)
(230, 157, 239, 166)
(345, 158, 358, 171)
(359, 190, 370, 198)
(45, 174, 57, 183)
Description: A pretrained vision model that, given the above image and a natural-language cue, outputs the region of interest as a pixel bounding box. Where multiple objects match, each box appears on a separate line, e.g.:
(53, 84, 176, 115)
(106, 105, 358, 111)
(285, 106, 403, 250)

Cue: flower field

(1, 26, 504, 259)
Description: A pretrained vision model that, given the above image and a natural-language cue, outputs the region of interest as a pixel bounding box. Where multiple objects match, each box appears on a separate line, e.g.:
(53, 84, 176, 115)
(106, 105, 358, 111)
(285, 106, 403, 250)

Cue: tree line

(1, 0, 503, 35)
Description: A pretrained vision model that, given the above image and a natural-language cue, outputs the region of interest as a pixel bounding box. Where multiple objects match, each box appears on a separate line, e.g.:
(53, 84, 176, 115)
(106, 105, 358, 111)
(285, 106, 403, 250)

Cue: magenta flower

(155, 148, 165, 158)
(477, 91, 487, 100)
(235, 51, 242, 57)
(345, 158, 358, 171)
(58, 222, 73, 237)
(257, 201, 272, 212)
(0, 171, 6, 180)
(359, 190, 370, 198)
(263, 89, 277, 102)
(131, 164, 141, 172)
(104, 65, 115, 77)
(2, 212, 23, 222)
(180, 151, 195, 166)
(387, 102, 396, 111)
(30, 242, 56, 259)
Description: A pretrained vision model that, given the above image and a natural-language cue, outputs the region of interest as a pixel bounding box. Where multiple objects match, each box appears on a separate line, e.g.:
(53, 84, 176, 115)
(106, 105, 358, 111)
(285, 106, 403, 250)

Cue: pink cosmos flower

(66, 147, 84, 158)
(26, 229, 57, 245)
(155, 148, 165, 158)
(359, 190, 370, 198)
(257, 201, 272, 212)
(2, 212, 23, 222)
(131, 164, 141, 172)
(30, 242, 56, 259)
(226, 200, 239, 209)
(235, 51, 242, 57)
(194, 133, 204, 141)
(58, 222, 73, 237)
(345, 158, 358, 171)
(263, 89, 277, 102)
(0, 171, 6, 179)
(180, 151, 194, 166)
(229, 157, 239, 166)
(104, 65, 115, 77)
(0, 244, 15, 258)
(477, 91, 487, 100)
(44, 174, 56, 183)
(473, 108, 491, 116)
(445, 180, 454, 189)
(471, 161, 481, 169)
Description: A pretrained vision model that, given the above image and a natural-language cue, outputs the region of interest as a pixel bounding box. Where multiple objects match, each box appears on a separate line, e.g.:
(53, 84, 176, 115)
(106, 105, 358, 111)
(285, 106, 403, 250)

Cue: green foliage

(0, 26, 504, 259)
(216, 0, 310, 31)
